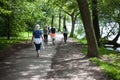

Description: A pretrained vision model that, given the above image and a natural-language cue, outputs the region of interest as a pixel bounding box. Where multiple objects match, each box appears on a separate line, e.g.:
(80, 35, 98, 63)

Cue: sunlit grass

(19, 31, 32, 39)
(74, 38, 87, 45)
(77, 38, 87, 44)
(0, 40, 16, 50)
(90, 58, 120, 80)
(0, 32, 32, 50)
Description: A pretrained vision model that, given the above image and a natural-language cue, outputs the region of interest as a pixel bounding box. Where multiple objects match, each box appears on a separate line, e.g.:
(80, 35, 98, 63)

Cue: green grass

(77, 38, 87, 44)
(74, 38, 87, 45)
(0, 32, 32, 50)
(98, 47, 115, 55)
(19, 31, 32, 39)
(90, 58, 120, 80)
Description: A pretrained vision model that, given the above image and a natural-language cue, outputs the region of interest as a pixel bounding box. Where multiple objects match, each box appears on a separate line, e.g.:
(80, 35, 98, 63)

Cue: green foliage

(77, 38, 87, 44)
(0, 39, 17, 50)
(0, 0, 51, 38)
(18, 32, 32, 39)
(73, 34, 77, 38)
(98, 0, 120, 36)
(98, 47, 115, 55)
(82, 45, 87, 55)
(99, 38, 109, 46)
(0, 0, 12, 16)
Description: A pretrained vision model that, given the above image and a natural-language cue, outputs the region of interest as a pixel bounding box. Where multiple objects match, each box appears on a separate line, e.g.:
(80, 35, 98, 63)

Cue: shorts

(50, 33, 55, 39)
(50, 33, 55, 37)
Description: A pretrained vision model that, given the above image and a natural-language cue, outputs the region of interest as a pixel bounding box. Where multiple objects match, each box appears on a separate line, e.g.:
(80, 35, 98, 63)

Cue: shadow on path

(0, 33, 63, 80)
(0, 33, 109, 80)
(47, 42, 109, 80)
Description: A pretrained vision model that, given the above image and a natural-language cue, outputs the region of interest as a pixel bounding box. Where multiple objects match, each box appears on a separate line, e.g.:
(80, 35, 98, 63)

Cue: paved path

(0, 33, 63, 80)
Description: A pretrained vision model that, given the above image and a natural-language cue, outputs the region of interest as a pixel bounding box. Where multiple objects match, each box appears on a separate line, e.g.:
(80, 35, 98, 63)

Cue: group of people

(43, 26, 56, 45)
(32, 24, 68, 57)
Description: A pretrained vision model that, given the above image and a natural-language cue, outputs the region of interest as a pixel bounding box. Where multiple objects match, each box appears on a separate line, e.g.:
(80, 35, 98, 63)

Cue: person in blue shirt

(32, 24, 44, 57)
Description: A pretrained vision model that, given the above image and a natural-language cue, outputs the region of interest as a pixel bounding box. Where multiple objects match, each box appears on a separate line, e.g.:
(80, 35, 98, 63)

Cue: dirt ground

(0, 41, 31, 61)
(0, 34, 110, 80)
(47, 41, 109, 80)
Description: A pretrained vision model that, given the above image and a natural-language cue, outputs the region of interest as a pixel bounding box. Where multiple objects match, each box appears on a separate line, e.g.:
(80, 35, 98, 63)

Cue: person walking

(43, 26, 49, 44)
(32, 24, 44, 57)
(63, 25, 68, 44)
(50, 26, 56, 45)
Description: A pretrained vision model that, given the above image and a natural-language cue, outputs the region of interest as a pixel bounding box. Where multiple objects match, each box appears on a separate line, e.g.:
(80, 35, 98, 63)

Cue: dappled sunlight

(20, 71, 33, 76)
(27, 65, 41, 70)
(4, 61, 14, 64)
(0, 37, 58, 80)
(48, 57, 105, 79)
(47, 41, 107, 80)
(30, 75, 41, 80)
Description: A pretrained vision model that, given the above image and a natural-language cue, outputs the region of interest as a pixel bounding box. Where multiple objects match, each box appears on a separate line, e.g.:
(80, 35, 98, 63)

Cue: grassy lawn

(0, 32, 32, 50)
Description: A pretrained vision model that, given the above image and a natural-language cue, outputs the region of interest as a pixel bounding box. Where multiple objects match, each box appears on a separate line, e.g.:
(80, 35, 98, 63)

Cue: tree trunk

(112, 24, 120, 42)
(7, 16, 10, 40)
(63, 16, 66, 28)
(112, 33, 120, 42)
(77, 0, 99, 57)
(92, 0, 100, 46)
(51, 15, 54, 27)
(69, 14, 75, 37)
(58, 9, 61, 32)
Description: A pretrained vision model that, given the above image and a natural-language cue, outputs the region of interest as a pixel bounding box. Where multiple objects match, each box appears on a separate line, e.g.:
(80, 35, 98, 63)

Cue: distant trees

(48, 0, 79, 37)
(0, 0, 50, 39)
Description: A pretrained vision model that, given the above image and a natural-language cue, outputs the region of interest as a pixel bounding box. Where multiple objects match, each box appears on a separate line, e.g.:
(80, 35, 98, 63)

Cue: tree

(98, 0, 120, 48)
(0, 0, 46, 39)
(77, 0, 98, 57)
(91, 0, 100, 46)
(49, 0, 79, 37)
(0, 0, 12, 39)
(58, 9, 62, 32)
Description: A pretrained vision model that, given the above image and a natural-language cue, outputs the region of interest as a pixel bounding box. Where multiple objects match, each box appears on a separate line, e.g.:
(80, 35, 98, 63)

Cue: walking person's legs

(34, 43, 41, 57)
(51, 33, 55, 45)
(64, 34, 67, 44)
(44, 35, 48, 44)
(52, 38, 55, 45)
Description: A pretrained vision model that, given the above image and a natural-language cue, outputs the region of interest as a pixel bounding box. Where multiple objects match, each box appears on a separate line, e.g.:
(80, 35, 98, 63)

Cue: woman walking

(32, 24, 44, 57)
(63, 25, 68, 44)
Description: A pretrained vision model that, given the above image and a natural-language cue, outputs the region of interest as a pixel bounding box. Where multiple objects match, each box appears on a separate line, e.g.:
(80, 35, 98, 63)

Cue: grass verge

(0, 32, 32, 50)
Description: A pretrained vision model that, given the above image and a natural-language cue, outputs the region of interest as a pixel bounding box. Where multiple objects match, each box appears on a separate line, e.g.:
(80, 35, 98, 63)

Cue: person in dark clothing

(63, 25, 68, 44)
(43, 26, 49, 44)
